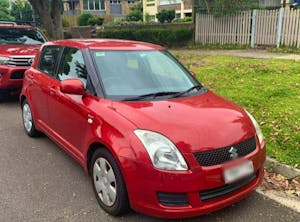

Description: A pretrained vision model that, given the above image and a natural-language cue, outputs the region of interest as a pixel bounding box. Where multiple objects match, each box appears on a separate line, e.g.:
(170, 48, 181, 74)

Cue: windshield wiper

(122, 91, 180, 101)
(172, 85, 202, 98)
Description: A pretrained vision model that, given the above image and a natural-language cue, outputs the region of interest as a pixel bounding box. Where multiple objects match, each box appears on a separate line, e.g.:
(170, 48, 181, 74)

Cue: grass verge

(172, 51, 300, 167)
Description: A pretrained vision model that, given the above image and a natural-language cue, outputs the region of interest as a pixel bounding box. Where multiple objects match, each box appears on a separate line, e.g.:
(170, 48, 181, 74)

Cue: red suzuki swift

(20, 39, 266, 219)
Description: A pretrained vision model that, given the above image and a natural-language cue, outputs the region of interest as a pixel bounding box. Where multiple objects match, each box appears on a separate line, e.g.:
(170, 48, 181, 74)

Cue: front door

(47, 47, 91, 158)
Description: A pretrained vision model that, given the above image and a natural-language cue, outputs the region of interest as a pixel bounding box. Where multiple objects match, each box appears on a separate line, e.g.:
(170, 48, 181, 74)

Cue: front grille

(199, 172, 257, 201)
(193, 137, 256, 166)
(10, 70, 25, 79)
(157, 192, 189, 206)
(8, 56, 34, 67)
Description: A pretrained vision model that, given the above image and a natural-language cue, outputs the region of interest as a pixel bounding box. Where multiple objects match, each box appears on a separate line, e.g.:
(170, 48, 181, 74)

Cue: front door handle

(49, 87, 56, 95)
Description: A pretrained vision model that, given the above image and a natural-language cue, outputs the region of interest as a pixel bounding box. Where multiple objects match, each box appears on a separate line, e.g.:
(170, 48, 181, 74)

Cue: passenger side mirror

(60, 78, 85, 95)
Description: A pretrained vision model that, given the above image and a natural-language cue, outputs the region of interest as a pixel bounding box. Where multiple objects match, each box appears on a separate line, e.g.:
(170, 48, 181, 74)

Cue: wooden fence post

(277, 7, 285, 48)
(251, 10, 257, 48)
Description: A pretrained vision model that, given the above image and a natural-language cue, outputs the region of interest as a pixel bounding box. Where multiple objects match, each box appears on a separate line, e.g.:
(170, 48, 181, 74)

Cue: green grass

(172, 51, 300, 168)
(268, 47, 300, 55)
(187, 43, 250, 50)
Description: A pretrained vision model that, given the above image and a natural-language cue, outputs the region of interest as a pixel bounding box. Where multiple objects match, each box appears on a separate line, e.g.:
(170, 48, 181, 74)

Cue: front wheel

(91, 148, 130, 216)
(22, 99, 39, 137)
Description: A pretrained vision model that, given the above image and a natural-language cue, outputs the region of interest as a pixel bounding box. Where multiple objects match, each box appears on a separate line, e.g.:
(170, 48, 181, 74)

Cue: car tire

(91, 148, 130, 216)
(22, 99, 39, 137)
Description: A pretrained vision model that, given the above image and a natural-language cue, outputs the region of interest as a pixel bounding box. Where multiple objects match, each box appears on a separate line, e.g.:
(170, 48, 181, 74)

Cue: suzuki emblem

(229, 147, 238, 159)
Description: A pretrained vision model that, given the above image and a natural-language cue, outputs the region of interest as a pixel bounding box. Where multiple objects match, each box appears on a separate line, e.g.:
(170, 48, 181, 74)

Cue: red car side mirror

(60, 79, 85, 95)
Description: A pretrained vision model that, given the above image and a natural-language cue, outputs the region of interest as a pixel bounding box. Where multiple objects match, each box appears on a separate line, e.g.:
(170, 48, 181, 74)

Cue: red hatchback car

(20, 39, 266, 219)
(0, 22, 47, 100)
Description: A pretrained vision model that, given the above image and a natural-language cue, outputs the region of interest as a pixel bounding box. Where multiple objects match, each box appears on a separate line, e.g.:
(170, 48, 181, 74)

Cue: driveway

(0, 99, 299, 222)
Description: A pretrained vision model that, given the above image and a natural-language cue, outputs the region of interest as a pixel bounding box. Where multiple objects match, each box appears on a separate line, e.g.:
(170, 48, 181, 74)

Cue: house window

(83, 0, 105, 10)
(159, 0, 181, 6)
(110, 0, 121, 4)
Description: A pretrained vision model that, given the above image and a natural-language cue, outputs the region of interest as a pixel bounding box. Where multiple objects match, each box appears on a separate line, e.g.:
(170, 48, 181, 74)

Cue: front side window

(92, 50, 202, 100)
(57, 47, 87, 86)
(0, 28, 46, 45)
(38, 46, 61, 77)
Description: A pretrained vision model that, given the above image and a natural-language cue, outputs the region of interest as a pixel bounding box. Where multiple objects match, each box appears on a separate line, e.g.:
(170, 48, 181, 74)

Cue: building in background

(143, 0, 192, 22)
(63, 0, 137, 17)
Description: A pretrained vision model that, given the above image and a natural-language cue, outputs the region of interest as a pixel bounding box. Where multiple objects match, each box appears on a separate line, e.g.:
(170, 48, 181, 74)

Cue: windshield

(92, 50, 204, 100)
(0, 28, 46, 45)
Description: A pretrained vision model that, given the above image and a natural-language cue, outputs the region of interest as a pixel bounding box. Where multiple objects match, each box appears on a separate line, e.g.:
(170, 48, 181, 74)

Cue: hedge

(96, 28, 193, 47)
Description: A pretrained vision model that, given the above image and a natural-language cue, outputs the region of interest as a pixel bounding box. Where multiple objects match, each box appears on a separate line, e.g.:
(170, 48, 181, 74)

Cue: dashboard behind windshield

(0, 28, 46, 45)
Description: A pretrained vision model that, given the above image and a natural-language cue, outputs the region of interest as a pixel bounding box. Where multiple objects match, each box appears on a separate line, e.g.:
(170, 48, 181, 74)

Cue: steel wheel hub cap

(93, 157, 117, 206)
(23, 104, 32, 132)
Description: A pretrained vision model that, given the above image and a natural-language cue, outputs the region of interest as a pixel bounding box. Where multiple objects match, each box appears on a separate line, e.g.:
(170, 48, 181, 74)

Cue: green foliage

(63, 31, 72, 39)
(156, 10, 175, 23)
(77, 13, 94, 26)
(173, 16, 192, 23)
(173, 51, 300, 167)
(10, 0, 33, 21)
(78, 13, 104, 26)
(197, 0, 258, 16)
(97, 28, 193, 47)
(62, 17, 70, 27)
(88, 16, 104, 26)
(126, 3, 143, 21)
(0, 0, 13, 20)
(144, 13, 151, 23)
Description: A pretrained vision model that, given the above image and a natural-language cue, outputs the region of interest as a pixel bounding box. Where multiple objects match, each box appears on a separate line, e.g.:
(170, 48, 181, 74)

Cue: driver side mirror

(60, 78, 85, 95)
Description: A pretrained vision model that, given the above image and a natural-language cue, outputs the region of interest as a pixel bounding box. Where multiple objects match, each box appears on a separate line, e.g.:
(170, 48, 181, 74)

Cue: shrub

(156, 10, 175, 23)
(126, 2, 143, 22)
(88, 16, 104, 26)
(63, 31, 72, 39)
(62, 17, 70, 27)
(97, 28, 193, 47)
(78, 13, 94, 26)
(144, 13, 151, 23)
(173, 16, 192, 23)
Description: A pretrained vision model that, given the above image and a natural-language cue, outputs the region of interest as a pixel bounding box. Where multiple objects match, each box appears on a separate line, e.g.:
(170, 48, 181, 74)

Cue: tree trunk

(29, 0, 63, 40)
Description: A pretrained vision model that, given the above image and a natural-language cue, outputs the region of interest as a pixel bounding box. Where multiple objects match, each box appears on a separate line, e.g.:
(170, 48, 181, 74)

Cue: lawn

(172, 51, 300, 167)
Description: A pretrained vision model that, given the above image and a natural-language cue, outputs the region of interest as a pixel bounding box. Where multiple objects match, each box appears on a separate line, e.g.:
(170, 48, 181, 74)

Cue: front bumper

(120, 140, 266, 219)
(0, 65, 27, 92)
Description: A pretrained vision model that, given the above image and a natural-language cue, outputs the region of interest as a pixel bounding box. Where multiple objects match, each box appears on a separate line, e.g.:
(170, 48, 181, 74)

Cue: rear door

(28, 46, 61, 128)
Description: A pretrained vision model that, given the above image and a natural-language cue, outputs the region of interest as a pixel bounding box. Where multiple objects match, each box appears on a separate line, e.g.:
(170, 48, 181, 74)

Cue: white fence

(195, 8, 300, 48)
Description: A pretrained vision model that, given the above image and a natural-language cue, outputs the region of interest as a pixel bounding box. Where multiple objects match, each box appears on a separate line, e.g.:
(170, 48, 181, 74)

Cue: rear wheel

(22, 99, 39, 137)
(91, 148, 130, 216)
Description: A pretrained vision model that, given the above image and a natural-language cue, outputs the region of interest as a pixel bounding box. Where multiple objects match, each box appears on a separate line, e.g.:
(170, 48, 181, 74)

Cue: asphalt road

(0, 99, 299, 222)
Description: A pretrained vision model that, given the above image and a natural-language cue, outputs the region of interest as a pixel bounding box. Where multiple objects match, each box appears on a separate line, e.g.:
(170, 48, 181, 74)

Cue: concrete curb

(264, 156, 300, 181)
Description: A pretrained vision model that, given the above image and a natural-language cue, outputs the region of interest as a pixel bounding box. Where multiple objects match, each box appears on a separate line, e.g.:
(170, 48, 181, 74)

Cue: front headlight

(0, 56, 9, 65)
(134, 129, 188, 171)
(245, 110, 264, 144)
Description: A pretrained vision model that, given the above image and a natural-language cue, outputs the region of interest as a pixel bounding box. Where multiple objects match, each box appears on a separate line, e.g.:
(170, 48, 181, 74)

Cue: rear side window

(57, 47, 87, 86)
(38, 46, 61, 77)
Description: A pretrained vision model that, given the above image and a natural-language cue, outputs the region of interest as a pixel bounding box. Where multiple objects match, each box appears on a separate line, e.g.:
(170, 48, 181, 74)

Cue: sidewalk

(179, 49, 300, 60)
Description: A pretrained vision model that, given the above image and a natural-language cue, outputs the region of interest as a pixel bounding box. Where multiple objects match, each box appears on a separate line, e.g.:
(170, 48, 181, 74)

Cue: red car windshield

(0, 28, 46, 45)
(92, 50, 203, 100)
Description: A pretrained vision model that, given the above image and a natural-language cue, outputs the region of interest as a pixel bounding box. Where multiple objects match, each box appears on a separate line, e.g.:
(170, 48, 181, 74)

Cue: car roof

(45, 39, 165, 51)
(0, 25, 38, 29)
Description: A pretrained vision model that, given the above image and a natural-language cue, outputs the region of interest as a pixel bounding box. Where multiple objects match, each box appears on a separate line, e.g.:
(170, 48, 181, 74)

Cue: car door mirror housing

(60, 79, 85, 95)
